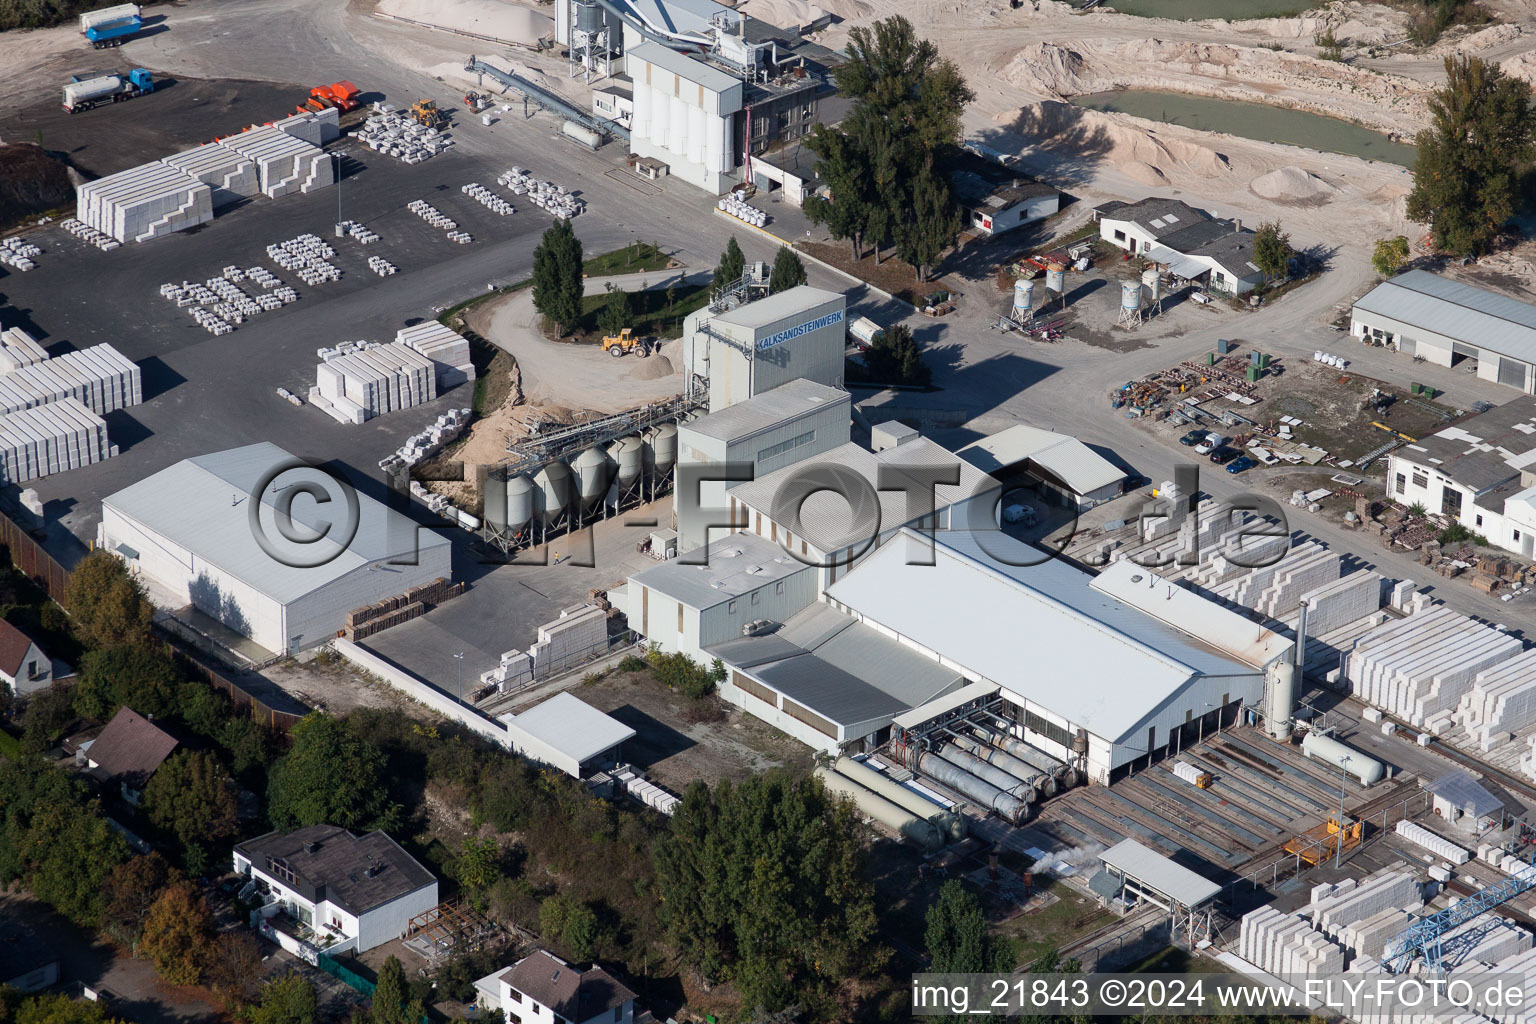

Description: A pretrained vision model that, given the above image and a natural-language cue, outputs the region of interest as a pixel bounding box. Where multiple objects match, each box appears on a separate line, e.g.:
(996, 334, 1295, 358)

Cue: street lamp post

(1336, 755, 1352, 869)
(454, 651, 464, 702)
(332, 152, 344, 233)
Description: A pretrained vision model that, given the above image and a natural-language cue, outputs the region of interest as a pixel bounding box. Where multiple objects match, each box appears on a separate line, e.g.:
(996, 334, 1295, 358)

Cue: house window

(775, 581, 784, 594)
(751, 591, 759, 605)
(1441, 488, 1462, 518)
(1411, 471, 1427, 488)
(615, 1008, 624, 1022)
(1113, 229, 1125, 242)
(727, 600, 737, 613)
(26, 659, 39, 679)
(508, 988, 524, 1003)
(1516, 530, 1523, 543)
(1476, 514, 1484, 527)
(1395, 473, 1406, 494)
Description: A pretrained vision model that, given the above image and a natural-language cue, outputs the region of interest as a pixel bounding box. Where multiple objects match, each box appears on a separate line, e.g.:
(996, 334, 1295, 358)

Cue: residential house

(948, 150, 1059, 237)
(233, 824, 438, 955)
(0, 619, 50, 697)
(1096, 197, 1265, 296)
(82, 706, 178, 805)
(475, 949, 637, 1024)
(0, 916, 59, 992)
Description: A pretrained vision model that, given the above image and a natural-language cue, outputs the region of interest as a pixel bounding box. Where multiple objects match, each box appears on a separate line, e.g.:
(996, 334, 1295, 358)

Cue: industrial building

(675, 379, 850, 551)
(499, 692, 636, 778)
(1096, 197, 1265, 296)
(1385, 397, 1536, 558)
(1352, 270, 1536, 393)
(949, 151, 1060, 237)
(957, 423, 1126, 511)
(683, 285, 847, 413)
(98, 442, 452, 655)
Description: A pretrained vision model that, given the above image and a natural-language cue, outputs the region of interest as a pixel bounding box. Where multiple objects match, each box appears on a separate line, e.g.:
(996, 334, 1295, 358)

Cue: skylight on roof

(1164, 213, 1180, 223)
(1149, 217, 1166, 228)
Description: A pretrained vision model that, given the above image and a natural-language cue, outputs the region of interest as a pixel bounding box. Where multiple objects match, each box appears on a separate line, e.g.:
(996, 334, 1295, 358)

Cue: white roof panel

(1355, 270, 1536, 364)
(957, 424, 1126, 496)
(502, 692, 635, 763)
(1101, 839, 1220, 907)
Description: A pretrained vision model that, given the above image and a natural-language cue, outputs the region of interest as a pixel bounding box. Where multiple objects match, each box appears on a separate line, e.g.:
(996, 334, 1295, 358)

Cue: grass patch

(565, 282, 712, 341)
(998, 878, 1114, 967)
(438, 277, 531, 328)
(583, 242, 672, 276)
(0, 728, 19, 761)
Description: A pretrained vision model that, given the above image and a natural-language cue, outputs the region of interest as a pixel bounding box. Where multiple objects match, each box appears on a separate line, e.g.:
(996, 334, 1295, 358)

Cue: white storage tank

(608, 435, 644, 490)
(1120, 280, 1142, 311)
(571, 446, 611, 510)
(484, 471, 508, 530)
(644, 422, 677, 477)
(1013, 278, 1033, 315)
(532, 461, 572, 524)
(1045, 265, 1065, 294)
(1300, 731, 1384, 785)
(562, 121, 601, 151)
(506, 474, 536, 531)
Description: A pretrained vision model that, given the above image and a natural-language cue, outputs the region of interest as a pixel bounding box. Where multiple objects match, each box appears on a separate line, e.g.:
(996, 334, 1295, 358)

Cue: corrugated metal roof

(826, 530, 1258, 742)
(729, 438, 999, 552)
(628, 41, 740, 96)
(682, 380, 848, 443)
(755, 655, 910, 727)
(102, 442, 450, 605)
(957, 424, 1126, 496)
(712, 285, 844, 330)
(1142, 245, 1209, 281)
(891, 680, 1000, 731)
(627, 532, 813, 611)
(1355, 270, 1536, 364)
(1101, 839, 1220, 907)
(502, 692, 635, 763)
(1426, 770, 1503, 818)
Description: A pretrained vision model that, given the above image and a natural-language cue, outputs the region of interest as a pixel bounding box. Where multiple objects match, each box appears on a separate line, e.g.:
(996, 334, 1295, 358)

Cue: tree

(248, 974, 319, 1024)
(20, 801, 128, 926)
(143, 749, 237, 856)
(926, 879, 1013, 974)
(138, 880, 212, 986)
(100, 852, 171, 947)
(899, 167, 963, 282)
(860, 323, 931, 387)
(371, 955, 410, 1024)
(803, 127, 876, 260)
(267, 713, 398, 832)
(713, 236, 745, 292)
(64, 550, 152, 649)
(596, 284, 633, 336)
(74, 642, 181, 722)
(532, 219, 584, 335)
(452, 835, 503, 911)
(207, 931, 265, 1004)
(653, 773, 884, 1016)
(0, 990, 128, 1024)
(1407, 55, 1536, 257)
(768, 246, 807, 294)
(540, 893, 600, 962)
(1372, 235, 1411, 277)
(1252, 221, 1294, 281)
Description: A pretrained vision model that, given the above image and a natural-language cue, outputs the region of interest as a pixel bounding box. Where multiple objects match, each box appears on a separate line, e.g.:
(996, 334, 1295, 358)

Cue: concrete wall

(331, 639, 509, 745)
(355, 882, 439, 953)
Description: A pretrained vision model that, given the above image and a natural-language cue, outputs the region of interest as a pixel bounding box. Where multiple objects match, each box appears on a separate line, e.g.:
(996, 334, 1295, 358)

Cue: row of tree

(712, 236, 808, 295)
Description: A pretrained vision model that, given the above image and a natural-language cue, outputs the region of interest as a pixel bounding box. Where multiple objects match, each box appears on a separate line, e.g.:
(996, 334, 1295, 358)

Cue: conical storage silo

(643, 422, 677, 478)
(608, 435, 644, 491)
(571, 446, 611, 512)
(1013, 278, 1033, 318)
(505, 474, 535, 532)
(532, 461, 572, 524)
(483, 470, 508, 532)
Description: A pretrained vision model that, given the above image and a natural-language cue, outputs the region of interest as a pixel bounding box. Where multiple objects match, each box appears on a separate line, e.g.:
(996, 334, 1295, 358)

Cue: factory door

(1450, 341, 1479, 368)
(1500, 357, 1530, 390)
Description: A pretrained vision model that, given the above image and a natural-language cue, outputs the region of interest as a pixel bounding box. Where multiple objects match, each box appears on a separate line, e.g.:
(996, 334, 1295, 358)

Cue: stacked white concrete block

(1172, 761, 1205, 786)
(1211, 542, 1337, 614)
(0, 344, 141, 416)
(1453, 650, 1536, 745)
(0, 398, 114, 483)
(76, 162, 213, 243)
(1448, 915, 1532, 967)
(529, 603, 608, 679)
(396, 322, 475, 390)
(161, 143, 259, 209)
(1336, 907, 1412, 960)
(379, 408, 470, 473)
(481, 650, 533, 691)
(1395, 820, 1471, 864)
(0, 328, 48, 372)
(313, 342, 435, 424)
(272, 107, 340, 146)
(497, 167, 584, 218)
(59, 217, 119, 251)
(0, 236, 41, 271)
(1312, 871, 1423, 939)
(353, 110, 452, 162)
(1296, 570, 1385, 637)
(1238, 906, 1345, 976)
(1348, 606, 1525, 727)
(218, 126, 333, 198)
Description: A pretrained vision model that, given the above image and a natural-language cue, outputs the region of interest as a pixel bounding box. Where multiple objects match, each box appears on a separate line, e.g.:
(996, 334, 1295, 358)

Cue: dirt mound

(627, 354, 675, 380)
(1124, 160, 1169, 185)
(997, 100, 1240, 183)
(378, 0, 553, 45)
(1503, 50, 1536, 88)
(738, 0, 871, 23)
(0, 144, 74, 224)
(1001, 42, 1092, 95)
(1250, 165, 1337, 202)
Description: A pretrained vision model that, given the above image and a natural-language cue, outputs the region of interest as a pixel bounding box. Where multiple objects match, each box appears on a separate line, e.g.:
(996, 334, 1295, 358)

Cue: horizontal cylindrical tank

(833, 756, 948, 823)
(571, 446, 611, 510)
(64, 75, 122, 107)
(505, 474, 534, 530)
(994, 733, 1078, 788)
(937, 744, 1037, 800)
(80, 3, 138, 30)
(948, 735, 1055, 797)
(1300, 732, 1384, 785)
(532, 461, 571, 524)
(644, 422, 677, 477)
(902, 747, 1030, 825)
(608, 435, 644, 490)
(561, 120, 601, 151)
(1014, 278, 1034, 313)
(815, 766, 942, 852)
(1121, 280, 1142, 310)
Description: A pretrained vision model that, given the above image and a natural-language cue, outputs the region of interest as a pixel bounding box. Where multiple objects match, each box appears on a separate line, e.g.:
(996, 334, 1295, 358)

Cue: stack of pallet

(1451, 650, 1536, 746)
(0, 398, 114, 484)
(1347, 606, 1524, 727)
(396, 322, 476, 390)
(313, 343, 436, 424)
(1238, 906, 1345, 975)
(528, 603, 608, 679)
(0, 344, 142, 416)
(0, 328, 49, 371)
(1395, 820, 1471, 864)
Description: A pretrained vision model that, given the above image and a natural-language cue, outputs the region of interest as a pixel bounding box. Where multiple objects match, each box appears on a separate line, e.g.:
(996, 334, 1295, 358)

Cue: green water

(1073, 90, 1418, 167)
(1086, 0, 1314, 19)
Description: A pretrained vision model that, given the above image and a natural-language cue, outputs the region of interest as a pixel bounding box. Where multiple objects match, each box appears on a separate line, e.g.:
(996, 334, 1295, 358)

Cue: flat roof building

(683, 286, 848, 414)
(499, 692, 635, 778)
(1353, 270, 1536, 393)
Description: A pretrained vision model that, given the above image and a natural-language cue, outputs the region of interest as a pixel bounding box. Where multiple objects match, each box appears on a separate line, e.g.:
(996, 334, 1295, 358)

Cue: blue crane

(1381, 852, 1536, 973)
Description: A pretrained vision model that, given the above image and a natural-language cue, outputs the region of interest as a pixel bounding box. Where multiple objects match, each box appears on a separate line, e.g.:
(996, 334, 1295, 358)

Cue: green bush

(1438, 523, 1490, 546)
(645, 647, 724, 699)
(617, 653, 647, 673)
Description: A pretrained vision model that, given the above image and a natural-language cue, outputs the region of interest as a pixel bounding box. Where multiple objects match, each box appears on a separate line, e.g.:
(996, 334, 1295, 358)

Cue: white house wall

(1388, 452, 1536, 558)
(355, 883, 439, 953)
(283, 543, 451, 653)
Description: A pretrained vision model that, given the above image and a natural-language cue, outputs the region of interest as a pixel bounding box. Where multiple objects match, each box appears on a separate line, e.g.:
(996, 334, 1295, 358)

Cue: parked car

(1227, 455, 1257, 474)
(1208, 446, 1239, 465)
(1178, 429, 1207, 447)
(1193, 433, 1225, 455)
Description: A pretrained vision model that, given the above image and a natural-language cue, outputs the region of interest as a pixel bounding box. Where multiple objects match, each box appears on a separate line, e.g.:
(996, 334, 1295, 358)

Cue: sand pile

(738, 0, 871, 25)
(378, 0, 553, 46)
(1502, 50, 1536, 88)
(1001, 42, 1092, 95)
(1250, 165, 1337, 203)
(1124, 161, 1169, 185)
(628, 354, 676, 380)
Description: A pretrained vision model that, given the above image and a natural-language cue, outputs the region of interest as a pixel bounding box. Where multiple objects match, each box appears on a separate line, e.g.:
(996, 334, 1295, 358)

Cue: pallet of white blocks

(312, 342, 435, 424)
(1347, 605, 1525, 727)
(1311, 870, 1423, 939)
(1335, 906, 1412, 960)
(0, 398, 114, 483)
(1295, 569, 1385, 637)
(1209, 541, 1338, 615)
(1451, 649, 1536, 746)
(481, 650, 533, 691)
(0, 344, 141, 416)
(396, 322, 475, 389)
(1394, 820, 1471, 864)
(0, 328, 49, 372)
(529, 603, 607, 679)
(1237, 906, 1345, 976)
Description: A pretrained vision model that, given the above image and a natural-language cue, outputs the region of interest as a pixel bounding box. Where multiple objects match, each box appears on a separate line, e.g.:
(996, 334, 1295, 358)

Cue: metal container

(937, 744, 1037, 799)
(483, 471, 508, 531)
(1265, 661, 1296, 741)
(948, 735, 1053, 797)
(571, 446, 611, 510)
(575, 0, 605, 32)
(531, 462, 571, 524)
(1142, 268, 1162, 301)
(1014, 278, 1034, 314)
(504, 474, 535, 530)
(995, 733, 1078, 788)
(900, 746, 1030, 825)
(643, 422, 678, 477)
(608, 435, 644, 490)
(1300, 731, 1384, 785)
(815, 766, 942, 852)
(561, 120, 601, 151)
(1045, 265, 1065, 294)
(64, 75, 122, 107)
(1120, 280, 1142, 311)
(833, 756, 948, 824)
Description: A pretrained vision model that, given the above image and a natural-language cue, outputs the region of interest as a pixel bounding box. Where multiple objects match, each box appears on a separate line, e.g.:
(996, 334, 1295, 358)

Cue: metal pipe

(916, 750, 1030, 825)
(992, 731, 1079, 788)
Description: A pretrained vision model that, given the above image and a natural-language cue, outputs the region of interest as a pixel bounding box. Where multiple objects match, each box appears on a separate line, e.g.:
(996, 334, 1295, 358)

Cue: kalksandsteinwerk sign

(757, 309, 844, 351)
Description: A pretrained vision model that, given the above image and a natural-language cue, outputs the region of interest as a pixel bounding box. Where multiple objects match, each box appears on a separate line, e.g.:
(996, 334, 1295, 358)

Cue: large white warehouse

(99, 443, 452, 655)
